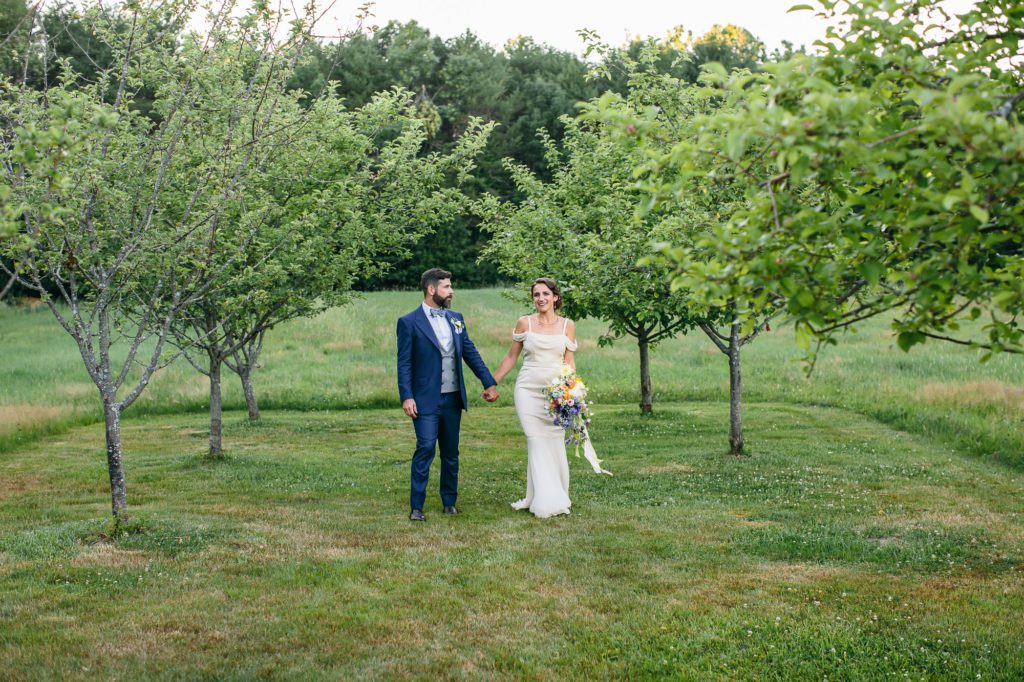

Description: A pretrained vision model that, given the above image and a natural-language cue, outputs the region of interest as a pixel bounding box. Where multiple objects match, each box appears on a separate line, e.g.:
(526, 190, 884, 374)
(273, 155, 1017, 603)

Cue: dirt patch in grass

(878, 483, 1019, 535)
(750, 561, 855, 585)
(266, 526, 377, 561)
(920, 380, 1024, 413)
(665, 573, 753, 611)
(888, 508, 1024, 544)
(906, 573, 1024, 605)
(0, 475, 46, 500)
(315, 545, 376, 561)
(914, 509, 1004, 527)
(93, 601, 240, 668)
(71, 543, 150, 569)
(0, 404, 68, 434)
(877, 483, 964, 510)
(739, 519, 781, 528)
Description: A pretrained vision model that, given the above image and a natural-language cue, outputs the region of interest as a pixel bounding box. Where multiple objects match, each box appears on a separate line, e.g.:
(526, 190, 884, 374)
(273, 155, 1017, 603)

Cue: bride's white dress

(510, 318, 578, 518)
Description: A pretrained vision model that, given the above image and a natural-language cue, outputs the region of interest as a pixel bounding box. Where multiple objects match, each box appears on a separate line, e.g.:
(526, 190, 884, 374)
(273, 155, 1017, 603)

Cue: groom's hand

(482, 386, 498, 402)
(402, 398, 418, 419)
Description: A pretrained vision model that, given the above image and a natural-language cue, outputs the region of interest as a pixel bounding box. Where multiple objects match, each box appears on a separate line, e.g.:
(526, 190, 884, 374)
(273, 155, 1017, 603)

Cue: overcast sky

(317, 0, 976, 54)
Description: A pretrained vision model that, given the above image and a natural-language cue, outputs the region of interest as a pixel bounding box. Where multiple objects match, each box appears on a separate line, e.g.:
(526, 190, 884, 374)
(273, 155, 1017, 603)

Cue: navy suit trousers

(410, 391, 463, 510)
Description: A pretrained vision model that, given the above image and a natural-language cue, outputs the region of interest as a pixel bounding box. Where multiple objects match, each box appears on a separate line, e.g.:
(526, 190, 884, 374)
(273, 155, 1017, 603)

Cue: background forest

(1, 0, 788, 290)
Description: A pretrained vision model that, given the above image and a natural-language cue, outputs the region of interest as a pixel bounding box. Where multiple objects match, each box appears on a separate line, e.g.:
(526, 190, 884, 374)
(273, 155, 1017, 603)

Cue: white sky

(317, 0, 978, 54)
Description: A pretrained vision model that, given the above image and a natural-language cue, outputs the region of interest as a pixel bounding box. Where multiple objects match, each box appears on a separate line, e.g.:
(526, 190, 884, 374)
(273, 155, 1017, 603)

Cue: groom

(396, 268, 498, 521)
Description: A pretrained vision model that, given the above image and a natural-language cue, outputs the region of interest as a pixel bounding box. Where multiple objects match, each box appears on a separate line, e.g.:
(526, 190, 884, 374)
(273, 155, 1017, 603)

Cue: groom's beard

(433, 293, 452, 309)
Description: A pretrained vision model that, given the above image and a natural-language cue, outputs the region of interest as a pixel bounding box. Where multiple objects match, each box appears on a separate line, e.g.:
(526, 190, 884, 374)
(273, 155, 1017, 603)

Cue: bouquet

(543, 365, 592, 449)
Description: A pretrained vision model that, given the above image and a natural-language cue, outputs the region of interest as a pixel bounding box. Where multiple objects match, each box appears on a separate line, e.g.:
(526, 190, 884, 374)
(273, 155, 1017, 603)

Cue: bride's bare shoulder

(513, 316, 530, 334)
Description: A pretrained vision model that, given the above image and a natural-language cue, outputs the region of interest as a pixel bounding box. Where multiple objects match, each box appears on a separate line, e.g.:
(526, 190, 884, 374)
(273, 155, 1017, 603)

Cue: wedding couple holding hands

(396, 268, 608, 522)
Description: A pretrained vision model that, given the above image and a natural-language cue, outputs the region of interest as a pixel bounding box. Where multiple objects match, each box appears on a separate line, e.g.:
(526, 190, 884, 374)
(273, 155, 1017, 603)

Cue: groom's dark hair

(421, 268, 452, 294)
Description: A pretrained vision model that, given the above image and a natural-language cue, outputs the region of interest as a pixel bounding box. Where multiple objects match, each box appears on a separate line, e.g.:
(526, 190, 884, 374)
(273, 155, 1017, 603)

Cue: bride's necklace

(534, 314, 559, 327)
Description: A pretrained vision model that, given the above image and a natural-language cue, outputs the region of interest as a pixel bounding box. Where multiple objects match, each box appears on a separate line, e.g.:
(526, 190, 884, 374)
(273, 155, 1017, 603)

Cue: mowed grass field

(1, 289, 1023, 679)
(2, 289, 1023, 464)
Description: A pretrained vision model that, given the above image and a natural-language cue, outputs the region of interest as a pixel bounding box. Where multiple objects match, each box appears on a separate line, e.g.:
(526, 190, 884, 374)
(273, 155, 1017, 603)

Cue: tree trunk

(240, 366, 260, 423)
(728, 321, 743, 455)
(638, 331, 653, 413)
(102, 400, 129, 525)
(209, 352, 224, 458)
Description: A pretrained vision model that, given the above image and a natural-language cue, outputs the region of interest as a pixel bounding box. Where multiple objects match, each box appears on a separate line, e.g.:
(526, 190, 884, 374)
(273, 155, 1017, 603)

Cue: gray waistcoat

(440, 340, 458, 393)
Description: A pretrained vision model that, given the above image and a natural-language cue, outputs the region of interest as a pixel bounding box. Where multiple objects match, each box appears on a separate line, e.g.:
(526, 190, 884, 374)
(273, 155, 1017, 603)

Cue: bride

(492, 278, 607, 518)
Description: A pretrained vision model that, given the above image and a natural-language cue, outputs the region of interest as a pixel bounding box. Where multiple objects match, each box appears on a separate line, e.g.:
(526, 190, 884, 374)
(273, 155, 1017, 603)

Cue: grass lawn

(1, 290, 1023, 678)
(1, 405, 1022, 679)
(2, 289, 1023, 466)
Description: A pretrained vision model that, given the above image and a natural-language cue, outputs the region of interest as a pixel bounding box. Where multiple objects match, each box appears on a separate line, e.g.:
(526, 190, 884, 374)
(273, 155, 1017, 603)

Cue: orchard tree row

(1, 1, 493, 524)
(1, 0, 775, 288)
(481, 0, 1022, 452)
(1, 0, 1019, 528)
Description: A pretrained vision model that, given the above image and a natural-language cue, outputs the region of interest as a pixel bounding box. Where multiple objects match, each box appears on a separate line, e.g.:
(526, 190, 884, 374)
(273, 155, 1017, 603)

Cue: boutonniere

(451, 318, 464, 334)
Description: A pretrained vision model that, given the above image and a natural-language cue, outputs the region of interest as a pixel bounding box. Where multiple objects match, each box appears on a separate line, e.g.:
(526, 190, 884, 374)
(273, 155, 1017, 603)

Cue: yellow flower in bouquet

(544, 365, 591, 448)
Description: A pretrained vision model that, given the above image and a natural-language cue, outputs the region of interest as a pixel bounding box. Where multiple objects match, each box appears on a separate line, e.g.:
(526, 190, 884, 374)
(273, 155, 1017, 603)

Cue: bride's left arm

(563, 319, 576, 370)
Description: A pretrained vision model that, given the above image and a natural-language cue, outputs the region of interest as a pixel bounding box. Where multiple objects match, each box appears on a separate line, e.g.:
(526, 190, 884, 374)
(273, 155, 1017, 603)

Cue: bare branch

(0, 271, 17, 300)
(114, 276, 165, 388)
(993, 92, 1024, 119)
(864, 127, 919, 149)
(0, 1, 42, 52)
(920, 331, 1023, 354)
(739, 310, 780, 346)
(926, 29, 1024, 49)
(698, 321, 730, 353)
(763, 172, 787, 231)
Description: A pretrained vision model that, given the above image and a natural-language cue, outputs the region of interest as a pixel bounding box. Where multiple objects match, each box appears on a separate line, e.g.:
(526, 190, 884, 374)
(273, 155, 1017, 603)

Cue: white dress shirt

(422, 302, 452, 351)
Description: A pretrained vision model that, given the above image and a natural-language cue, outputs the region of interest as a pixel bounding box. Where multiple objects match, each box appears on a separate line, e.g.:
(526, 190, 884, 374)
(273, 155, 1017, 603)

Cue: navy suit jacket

(396, 307, 495, 414)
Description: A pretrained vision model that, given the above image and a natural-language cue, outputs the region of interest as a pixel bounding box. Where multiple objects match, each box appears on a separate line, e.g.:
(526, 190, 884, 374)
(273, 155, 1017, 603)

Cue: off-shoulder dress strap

(564, 318, 577, 351)
(512, 315, 529, 343)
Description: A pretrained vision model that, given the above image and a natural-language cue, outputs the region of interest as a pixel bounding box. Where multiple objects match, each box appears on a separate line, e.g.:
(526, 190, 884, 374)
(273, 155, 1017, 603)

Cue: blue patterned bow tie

(429, 308, 446, 318)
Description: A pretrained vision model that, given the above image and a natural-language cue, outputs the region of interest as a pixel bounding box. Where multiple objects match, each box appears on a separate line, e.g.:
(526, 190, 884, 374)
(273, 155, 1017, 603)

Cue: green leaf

(896, 331, 925, 352)
(794, 323, 813, 350)
(725, 128, 747, 160)
(858, 261, 884, 285)
(941, 193, 963, 211)
(787, 4, 815, 12)
(968, 205, 989, 224)
(703, 62, 728, 79)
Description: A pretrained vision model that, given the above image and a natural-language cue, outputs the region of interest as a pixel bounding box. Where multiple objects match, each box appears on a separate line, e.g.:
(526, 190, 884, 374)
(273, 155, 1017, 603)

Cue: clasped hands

(481, 385, 499, 403)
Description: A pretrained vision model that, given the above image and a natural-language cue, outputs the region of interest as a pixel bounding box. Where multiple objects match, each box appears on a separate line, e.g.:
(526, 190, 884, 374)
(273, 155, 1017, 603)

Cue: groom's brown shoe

(443, 506, 458, 515)
(409, 509, 426, 522)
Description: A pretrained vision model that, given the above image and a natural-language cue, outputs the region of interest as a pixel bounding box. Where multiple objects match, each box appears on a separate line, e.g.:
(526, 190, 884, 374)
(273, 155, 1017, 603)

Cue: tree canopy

(617, 0, 1023, 364)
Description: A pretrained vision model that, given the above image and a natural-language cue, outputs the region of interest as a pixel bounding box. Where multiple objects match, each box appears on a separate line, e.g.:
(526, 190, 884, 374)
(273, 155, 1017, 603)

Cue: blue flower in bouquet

(543, 365, 592, 448)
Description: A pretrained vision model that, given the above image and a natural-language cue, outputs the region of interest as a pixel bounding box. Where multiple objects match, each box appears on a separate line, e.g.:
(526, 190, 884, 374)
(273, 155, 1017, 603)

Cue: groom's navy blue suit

(397, 307, 495, 511)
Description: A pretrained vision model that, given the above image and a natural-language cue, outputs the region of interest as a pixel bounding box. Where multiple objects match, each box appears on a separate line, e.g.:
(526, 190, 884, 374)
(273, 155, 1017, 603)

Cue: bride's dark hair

(531, 277, 563, 311)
